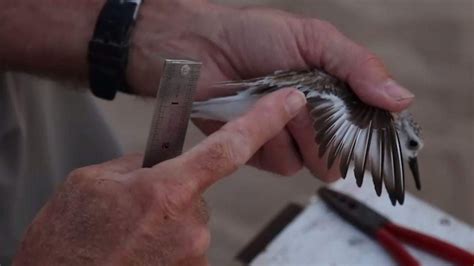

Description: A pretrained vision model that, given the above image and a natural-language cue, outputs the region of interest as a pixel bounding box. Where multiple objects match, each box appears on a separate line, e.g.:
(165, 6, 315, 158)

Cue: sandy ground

(95, 0, 474, 264)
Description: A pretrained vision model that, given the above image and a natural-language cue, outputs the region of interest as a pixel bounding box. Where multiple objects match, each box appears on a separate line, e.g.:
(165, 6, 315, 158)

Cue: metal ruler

(142, 59, 201, 167)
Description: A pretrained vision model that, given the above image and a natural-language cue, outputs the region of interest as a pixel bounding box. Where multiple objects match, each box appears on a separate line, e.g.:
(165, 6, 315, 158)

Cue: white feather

(191, 93, 263, 122)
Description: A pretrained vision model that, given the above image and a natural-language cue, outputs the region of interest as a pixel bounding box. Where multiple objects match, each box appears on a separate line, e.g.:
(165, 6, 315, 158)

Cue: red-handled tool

(318, 187, 474, 266)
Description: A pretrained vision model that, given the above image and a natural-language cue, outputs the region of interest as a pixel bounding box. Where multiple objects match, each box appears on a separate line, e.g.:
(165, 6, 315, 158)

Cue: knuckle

(296, 18, 343, 66)
(196, 197, 210, 224)
(62, 173, 137, 218)
(279, 162, 304, 176)
(153, 180, 193, 218)
(128, 170, 159, 210)
(223, 122, 253, 165)
(320, 173, 341, 183)
(359, 51, 384, 69)
(300, 18, 339, 35)
(67, 165, 102, 184)
(317, 19, 339, 35)
(196, 124, 252, 175)
(288, 109, 311, 129)
(187, 227, 211, 257)
(205, 140, 241, 173)
(67, 168, 87, 184)
(256, 99, 275, 114)
(309, 166, 341, 183)
(160, 192, 183, 219)
(265, 158, 303, 177)
(346, 47, 388, 84)
(253, 101, 283, 128)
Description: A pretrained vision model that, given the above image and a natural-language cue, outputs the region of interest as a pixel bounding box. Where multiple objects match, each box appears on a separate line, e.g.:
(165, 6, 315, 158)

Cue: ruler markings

(142, 59, 201, 167)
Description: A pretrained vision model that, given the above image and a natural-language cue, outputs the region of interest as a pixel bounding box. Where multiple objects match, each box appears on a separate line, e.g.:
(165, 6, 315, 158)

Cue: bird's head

(395, 111, 424, 189)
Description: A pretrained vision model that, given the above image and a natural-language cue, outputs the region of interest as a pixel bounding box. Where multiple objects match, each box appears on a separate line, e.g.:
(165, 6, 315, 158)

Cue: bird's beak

(409, 157, 421, 190)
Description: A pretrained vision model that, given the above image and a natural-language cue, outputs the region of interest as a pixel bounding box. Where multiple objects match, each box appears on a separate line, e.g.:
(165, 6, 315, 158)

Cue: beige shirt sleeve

(0, 72, 121, 264)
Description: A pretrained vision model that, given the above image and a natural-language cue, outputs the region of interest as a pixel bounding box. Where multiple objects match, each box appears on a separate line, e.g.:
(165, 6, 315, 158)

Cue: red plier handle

(319, 188, 474, 266)
(377, 222, 474, 266)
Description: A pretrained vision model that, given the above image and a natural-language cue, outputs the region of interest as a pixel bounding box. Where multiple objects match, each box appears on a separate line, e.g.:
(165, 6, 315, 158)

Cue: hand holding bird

(129, 1, 418, 201)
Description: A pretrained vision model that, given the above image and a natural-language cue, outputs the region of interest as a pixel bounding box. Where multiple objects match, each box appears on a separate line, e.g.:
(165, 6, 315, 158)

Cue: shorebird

(191, 69, 423, 205)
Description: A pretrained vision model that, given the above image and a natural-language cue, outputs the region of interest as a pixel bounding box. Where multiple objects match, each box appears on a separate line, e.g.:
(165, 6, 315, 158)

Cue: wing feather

(327, 121, 352, 169)
(368, 129, 384, 196)
(391, 126, 406, 204)
(382, 126, 397, 205)
(352, 120, 372, 187)
(339, 127, 359, 179)
(351, 104, 374, 186)
(317, 112, 347, 157)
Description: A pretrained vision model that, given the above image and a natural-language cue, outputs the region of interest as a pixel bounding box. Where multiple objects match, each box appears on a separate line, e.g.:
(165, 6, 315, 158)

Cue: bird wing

(214, 70, 406, 205)
(305, 80, 405, 205)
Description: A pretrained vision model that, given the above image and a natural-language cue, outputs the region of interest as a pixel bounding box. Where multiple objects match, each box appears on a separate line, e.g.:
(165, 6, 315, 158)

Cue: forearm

(0, 0, 221, 97)
(0, 0, 105, 84)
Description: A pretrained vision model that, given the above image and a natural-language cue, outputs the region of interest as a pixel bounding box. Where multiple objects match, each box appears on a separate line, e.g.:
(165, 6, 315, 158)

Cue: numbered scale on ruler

(143, 59, 201, 167)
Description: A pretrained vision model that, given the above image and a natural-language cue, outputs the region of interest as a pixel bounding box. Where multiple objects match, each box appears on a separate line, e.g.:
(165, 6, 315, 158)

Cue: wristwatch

(88, 0, 143, 100)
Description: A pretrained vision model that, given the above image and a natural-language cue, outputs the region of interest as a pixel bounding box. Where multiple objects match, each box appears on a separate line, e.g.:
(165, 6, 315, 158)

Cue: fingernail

(383, 80, 415, 101)
(285, 90, 307, 116)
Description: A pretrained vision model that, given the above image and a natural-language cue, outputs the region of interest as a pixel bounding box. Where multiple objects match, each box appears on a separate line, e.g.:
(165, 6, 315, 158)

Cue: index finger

(155, 87, 306, 194)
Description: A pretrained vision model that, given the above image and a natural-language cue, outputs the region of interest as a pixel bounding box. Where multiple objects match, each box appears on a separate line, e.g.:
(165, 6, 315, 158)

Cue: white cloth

(0, 72, 121, 264)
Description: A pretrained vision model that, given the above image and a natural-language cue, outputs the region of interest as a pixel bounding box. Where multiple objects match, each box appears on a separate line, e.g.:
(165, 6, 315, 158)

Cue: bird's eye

(409, 140, 419, 149)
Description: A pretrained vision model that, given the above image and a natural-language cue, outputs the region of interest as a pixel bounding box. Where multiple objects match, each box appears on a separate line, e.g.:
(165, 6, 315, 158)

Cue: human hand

(13, 88, 306, 266)
(128, 0, 415, 181)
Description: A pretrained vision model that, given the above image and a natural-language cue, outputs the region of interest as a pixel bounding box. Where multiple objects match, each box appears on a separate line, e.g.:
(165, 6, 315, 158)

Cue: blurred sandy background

(95, 0, 473, 264)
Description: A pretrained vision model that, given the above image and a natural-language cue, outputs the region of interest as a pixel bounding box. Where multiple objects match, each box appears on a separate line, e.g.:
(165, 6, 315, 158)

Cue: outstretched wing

(305, 77, 405, 205)
(214, 69, 406, 205)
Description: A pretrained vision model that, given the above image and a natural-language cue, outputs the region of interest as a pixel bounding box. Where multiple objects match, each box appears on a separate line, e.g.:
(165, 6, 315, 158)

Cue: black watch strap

(88, 0, 142, 100)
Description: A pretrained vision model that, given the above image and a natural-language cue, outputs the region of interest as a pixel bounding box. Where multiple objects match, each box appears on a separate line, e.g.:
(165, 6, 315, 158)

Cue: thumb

(159, 87, 306, 194)
(299, 20, 415, 112)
